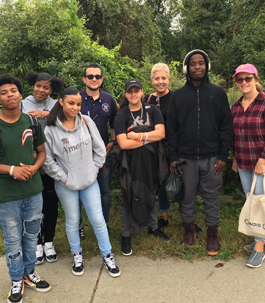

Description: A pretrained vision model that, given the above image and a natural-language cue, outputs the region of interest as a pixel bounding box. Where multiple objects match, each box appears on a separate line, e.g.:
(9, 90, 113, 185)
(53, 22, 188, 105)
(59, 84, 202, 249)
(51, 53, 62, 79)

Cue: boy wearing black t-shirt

(0, 74, 51, 303)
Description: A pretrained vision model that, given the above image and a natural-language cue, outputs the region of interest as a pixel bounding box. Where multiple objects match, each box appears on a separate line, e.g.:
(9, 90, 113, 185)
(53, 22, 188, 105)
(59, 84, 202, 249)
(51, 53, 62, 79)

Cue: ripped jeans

(0, 193, 42, 281)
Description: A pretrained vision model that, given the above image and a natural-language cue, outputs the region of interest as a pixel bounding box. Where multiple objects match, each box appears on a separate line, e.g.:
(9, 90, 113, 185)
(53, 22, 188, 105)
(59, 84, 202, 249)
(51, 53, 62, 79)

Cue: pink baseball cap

(233, 64, 258, 78)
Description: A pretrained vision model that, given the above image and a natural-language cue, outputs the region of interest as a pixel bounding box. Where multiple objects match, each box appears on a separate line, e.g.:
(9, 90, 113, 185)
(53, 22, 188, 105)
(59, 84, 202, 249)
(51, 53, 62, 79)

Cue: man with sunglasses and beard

(167, 50, 233, 256)
(79, 63, 117, 234)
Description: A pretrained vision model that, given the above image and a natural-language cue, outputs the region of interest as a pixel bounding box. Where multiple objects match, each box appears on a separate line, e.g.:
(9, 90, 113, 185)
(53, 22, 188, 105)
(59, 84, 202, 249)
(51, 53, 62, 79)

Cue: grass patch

(0, 192, 252, 262)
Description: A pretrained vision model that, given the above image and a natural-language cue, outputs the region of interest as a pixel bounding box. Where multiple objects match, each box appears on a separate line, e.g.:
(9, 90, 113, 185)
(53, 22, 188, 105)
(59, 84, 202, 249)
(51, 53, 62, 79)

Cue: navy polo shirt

(80, 88, 117, 146)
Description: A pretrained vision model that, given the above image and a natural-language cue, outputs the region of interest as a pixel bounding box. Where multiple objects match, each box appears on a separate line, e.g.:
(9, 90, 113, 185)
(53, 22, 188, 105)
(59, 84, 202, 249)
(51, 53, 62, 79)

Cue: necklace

(130, 104, 143, 124)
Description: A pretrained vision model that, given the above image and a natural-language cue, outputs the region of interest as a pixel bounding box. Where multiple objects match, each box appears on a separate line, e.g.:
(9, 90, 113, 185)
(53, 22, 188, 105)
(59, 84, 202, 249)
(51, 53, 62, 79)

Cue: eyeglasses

(236, 77, 253, 84)
(85, 74, 103, 80)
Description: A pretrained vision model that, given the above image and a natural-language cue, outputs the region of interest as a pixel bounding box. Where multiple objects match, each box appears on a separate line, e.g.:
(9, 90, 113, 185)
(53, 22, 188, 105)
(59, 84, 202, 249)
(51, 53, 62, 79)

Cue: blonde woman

(144, 63, 173, 228)
(232, 64, 265, 268)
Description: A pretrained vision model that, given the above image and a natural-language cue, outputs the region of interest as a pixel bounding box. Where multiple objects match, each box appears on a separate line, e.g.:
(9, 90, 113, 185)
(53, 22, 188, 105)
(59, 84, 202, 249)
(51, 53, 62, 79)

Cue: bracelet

(143, 140, 145, 146)
(145, 132, 148, 141)
(9, 165, 15, 176)
(136, 133, 141, 142)
(110, 140, 116, 145)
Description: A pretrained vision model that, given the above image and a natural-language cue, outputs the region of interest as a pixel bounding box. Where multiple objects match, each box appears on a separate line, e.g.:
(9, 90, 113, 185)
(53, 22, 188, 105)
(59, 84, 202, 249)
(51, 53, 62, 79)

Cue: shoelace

(45, 245, 56, 255)
(104, 254, 116, 269)
(74, 254, 83, 267)
(28, 271, 41, 283)
(11, 281, 23, 294)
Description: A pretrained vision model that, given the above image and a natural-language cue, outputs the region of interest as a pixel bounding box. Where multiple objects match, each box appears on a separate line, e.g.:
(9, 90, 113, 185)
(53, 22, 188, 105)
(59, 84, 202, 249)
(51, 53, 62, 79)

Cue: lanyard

(85, 97, 102, 121)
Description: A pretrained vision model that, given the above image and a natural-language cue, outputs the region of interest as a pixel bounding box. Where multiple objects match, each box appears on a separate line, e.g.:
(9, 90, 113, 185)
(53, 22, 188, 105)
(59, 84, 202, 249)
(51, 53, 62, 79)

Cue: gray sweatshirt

(43, 113, 106, 191)
(21, 95, 57, 130)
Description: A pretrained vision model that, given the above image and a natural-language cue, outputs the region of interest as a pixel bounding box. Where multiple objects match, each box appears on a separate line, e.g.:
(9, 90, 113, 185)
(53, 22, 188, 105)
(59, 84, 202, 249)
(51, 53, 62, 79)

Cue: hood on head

(183, 50, 210, 83)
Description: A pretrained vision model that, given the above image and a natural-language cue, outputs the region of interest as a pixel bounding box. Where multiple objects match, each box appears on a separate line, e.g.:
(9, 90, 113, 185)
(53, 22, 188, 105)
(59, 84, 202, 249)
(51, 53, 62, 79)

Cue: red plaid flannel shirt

(232, 91, 265, 171)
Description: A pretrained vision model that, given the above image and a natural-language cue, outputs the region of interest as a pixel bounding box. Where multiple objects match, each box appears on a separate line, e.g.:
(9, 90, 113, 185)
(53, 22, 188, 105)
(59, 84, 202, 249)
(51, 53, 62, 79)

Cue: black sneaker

(23, 270, 51, 292)
(72, 252, 84, 276)
(148, 227, 170, 241)
(158, 216, 169, 229)
(103, 254, 121, 278)
(7, 280, 24, 303)
(121, 236, 132, 256)
(79, 228, 85, 241)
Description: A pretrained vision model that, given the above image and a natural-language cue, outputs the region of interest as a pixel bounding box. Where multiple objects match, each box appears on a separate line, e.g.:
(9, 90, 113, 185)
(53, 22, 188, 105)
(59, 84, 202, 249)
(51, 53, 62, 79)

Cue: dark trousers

(179, 157, 223, 226)
(38, 174, 58, 244)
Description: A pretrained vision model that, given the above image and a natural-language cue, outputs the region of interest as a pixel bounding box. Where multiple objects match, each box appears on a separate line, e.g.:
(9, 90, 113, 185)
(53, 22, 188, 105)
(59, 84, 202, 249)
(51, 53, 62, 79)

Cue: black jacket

(167, 76, 233, 163)
(111, 125, 169, 226)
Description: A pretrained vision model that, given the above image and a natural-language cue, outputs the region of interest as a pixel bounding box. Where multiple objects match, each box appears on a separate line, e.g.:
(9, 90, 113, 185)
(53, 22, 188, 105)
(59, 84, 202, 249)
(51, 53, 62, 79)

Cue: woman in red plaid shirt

(232, 63, 265, 268)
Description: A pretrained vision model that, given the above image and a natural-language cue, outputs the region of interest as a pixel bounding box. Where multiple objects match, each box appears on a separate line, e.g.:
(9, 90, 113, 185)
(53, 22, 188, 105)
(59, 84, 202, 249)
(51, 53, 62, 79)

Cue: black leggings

(38, 174, 58, 245)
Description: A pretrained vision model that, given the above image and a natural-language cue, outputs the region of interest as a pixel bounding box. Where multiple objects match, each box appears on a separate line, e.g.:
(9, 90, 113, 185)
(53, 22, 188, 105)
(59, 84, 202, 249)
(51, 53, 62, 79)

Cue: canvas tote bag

(238, 174, 265, 238)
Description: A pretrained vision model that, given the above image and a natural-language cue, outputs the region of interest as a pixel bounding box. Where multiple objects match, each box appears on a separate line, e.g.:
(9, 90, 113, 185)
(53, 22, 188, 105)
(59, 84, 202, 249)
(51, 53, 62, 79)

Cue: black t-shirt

(144, 90, 172, 134)
(114, 103, 164, 136)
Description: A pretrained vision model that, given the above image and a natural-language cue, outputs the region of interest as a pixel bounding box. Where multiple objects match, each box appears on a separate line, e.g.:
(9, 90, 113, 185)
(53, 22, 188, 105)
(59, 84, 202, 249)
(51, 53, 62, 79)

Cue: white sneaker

(103, 254, 121, 278)
(36, 244, 44, 265)
(43, 242, 57, 263)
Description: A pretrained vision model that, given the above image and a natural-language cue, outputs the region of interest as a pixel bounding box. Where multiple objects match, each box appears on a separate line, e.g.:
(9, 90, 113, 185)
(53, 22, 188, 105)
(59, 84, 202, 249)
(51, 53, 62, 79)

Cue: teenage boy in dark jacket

(0, 74, 51, 303)
(167, 50, 233, 256)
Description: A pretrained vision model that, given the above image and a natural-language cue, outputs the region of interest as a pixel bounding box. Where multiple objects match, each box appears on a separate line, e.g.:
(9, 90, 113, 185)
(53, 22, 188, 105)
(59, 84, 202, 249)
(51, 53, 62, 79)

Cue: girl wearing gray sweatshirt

(43, 87, 121, 278)
(21, 71, 64, 265)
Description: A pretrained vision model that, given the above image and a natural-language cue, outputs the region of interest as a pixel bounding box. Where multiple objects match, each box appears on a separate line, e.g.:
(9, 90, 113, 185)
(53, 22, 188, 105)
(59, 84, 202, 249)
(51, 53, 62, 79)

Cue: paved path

(0, 255, 264, 303)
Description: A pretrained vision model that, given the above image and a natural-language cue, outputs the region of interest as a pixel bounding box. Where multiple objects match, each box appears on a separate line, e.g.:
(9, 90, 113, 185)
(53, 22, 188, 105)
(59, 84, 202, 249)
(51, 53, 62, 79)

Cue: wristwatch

(110, 140, 117, 145)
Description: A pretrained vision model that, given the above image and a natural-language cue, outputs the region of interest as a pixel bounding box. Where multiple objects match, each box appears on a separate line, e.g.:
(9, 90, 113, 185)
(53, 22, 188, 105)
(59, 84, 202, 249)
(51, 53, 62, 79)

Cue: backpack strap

(82, 116, 91, 134)
(144, 103, 154, 119)
(146, 94, 153, 104)
(27, 114, 39, 151)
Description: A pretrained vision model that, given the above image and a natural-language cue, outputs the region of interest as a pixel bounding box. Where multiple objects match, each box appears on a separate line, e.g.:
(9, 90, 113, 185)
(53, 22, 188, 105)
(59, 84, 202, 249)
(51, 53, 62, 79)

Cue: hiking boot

(182, 222, 196, 246)
(79, 227, 85, 241)
(121, 236, 132, 256)
(148, 227, 170, 241)
(35, 244, 44, 265)
(246, 250, 265, 268)
(158, 216, 169, 229)
(43, 242, 57, 263)
(207, 226, 220, 256)
(23, 270, 51, 292)
(72, 252, 84, 276)
(103, 254, 121, 278)
(7, 280, 24, 303)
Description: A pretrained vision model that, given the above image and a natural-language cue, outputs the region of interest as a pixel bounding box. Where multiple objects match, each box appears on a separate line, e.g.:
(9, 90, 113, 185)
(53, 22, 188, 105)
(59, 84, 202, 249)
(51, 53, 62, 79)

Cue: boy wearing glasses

(167, 50, 233, 256)
(80, 63, 117, 231)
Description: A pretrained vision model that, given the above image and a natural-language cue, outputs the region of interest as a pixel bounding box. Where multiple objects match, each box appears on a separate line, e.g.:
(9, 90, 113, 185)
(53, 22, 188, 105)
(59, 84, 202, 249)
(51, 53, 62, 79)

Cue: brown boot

(207, 226, 220, 256)
(182, 222, 196, 246)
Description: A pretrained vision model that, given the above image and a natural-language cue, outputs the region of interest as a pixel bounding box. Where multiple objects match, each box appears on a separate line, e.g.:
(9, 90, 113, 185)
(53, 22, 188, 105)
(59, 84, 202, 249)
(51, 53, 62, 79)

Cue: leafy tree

(78, 0, 162, 61)
(0, 0, 155, 99)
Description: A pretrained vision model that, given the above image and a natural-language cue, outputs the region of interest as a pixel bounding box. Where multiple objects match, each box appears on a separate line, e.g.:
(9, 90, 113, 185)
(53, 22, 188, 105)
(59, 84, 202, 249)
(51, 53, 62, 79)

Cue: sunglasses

(156, 97, 160, 109)
(236, 77, 253, 84)
(85, 74, 103, 80)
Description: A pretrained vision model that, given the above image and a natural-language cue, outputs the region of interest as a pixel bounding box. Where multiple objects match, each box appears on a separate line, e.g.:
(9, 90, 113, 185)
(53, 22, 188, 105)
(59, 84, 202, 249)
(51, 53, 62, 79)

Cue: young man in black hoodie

(167, 50, 233, 255)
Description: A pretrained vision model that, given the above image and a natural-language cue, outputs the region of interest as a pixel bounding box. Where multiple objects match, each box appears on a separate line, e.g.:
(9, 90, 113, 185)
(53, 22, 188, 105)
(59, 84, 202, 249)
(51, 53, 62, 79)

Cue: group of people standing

(0, 49, 265, 303)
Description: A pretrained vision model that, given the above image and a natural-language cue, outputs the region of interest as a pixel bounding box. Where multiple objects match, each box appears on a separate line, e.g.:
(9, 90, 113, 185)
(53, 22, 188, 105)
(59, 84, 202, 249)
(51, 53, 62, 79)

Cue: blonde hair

(151, 63, 170, 80)
(254, 75, 263, 91)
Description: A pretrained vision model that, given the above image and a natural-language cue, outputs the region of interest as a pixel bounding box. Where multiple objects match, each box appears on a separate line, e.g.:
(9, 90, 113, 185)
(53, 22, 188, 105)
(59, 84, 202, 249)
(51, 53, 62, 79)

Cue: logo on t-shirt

(61, 138, 69, 145)
(102, 103, 110, 112)
(22, 129, 33, 146)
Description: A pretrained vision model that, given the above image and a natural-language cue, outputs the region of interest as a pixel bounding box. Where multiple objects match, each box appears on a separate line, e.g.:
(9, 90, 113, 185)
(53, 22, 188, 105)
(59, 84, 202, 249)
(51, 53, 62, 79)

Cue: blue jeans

(55, 180, 112, 257)
(238, 167, 265, 242)
(97, 155, 112, 223)
(79, 155, 112, 228)
(0, 193, 42, 280)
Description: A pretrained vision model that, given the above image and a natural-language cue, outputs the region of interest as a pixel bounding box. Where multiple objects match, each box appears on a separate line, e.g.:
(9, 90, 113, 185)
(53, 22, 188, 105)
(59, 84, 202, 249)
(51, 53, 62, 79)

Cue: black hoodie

(167, 51, 233, 163)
